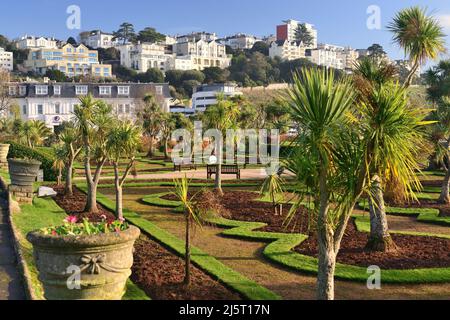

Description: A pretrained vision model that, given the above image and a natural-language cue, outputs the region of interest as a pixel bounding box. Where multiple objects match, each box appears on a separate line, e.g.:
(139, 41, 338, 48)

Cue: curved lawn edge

(77, 185, 281, 300)
(141, 192, 450, 284)
(358, 200, 450, 227)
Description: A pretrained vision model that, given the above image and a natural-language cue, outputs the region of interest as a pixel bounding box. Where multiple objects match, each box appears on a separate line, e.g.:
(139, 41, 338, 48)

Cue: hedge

(7, 142, 58, 181)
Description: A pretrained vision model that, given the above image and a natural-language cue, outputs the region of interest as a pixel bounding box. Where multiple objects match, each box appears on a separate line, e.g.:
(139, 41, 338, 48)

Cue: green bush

(7, 142, 57, 181)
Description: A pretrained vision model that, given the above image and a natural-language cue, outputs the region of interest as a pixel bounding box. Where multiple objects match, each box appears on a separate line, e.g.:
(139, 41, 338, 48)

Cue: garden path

(0, 194, 25, 300)
(100, 186, 450, 300)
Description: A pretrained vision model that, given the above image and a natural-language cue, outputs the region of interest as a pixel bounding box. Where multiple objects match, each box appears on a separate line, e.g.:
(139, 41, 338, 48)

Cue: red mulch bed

(163, 191, 450, 270)
(52, 186, 241, 300)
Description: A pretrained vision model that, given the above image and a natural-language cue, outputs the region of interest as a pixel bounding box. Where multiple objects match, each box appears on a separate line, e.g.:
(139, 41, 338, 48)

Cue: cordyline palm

(53, 146, 66, 186)
(203, 94, 240, 195)
(59, 126, 82, 196)
(284, 69, 364, 300)
(358, 82, 432, 251)
(388, 6, 446, 87)
(73, 94, 112, 213)
(430, 98, 450, 203)
(260, 172, 285, 216)
(20, 120, 51, 148)
(172, 175, 203, 287)
(138, 95, 163, 158)
(106, 121, 142, 220)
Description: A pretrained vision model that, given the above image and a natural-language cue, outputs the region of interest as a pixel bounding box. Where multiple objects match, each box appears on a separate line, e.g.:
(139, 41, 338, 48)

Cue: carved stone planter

(27, 226, 140, 300)
(8, 158, 41, 187)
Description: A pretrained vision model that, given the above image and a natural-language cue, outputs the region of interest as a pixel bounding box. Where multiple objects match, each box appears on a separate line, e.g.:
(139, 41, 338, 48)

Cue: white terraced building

(6, 82, 172, 130)
(14, 35, 58, 50)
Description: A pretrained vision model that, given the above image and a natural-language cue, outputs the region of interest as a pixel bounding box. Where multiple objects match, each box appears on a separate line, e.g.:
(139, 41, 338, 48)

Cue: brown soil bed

(163, 191, 450, 270)
(384, 198, 450, 217)
(98, 179, 264, 186)
(52, 186, 241, 300)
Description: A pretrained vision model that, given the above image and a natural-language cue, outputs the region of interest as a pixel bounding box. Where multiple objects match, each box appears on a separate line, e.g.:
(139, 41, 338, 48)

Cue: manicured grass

(11, 196, 149, 300)
(78, 185, 281, 300)
(358, 200, 450, 227)
(0, 169, 10, 184)
(140, 192, 450, 284)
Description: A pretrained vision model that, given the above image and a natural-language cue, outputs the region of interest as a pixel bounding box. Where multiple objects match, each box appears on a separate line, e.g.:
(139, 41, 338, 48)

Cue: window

(118, 104, 124, 114)
(125, 104, 131, 113)
(36, 85, 48, 95)
(76, 85, 88, 95)
(118, 86, 130, 95)
(54, 103, 60, 114)
(155, 85, 163, 95)
(22, 105, 27, 115)
(99, 86, 111, 95)
(37, 104, 43, 115)
(53, 85, 61, 95)
(19, 86, 27, 96)
(8, 86, 16, 96)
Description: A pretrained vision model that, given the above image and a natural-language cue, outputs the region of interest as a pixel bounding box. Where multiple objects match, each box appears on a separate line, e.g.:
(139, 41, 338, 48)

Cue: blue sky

(1, 0, 449, 67)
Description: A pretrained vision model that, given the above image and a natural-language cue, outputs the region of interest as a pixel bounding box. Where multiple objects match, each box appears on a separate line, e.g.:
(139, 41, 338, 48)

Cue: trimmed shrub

(7, 142, 57, 181)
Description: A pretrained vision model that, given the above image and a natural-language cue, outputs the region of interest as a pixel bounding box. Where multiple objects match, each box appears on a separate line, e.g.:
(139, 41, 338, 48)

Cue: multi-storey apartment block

(7, 82, 172, 130)
(0, 48, 13, 71)
(14, 35, 59, 50)
(220, 33, 260, 50)
(79, 30, 117, 49)
(306, 44, 345, 70)
(24, 43, 112, 78)
(269, 40, 306, 61)
(118, 42, 173, 72)
(173, 32, 231, 70)
(276, 19, 318, 49)
(192, 83, 242, 112)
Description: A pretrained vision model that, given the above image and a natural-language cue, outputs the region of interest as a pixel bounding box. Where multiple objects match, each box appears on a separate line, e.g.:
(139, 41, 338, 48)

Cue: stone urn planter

(27, 226, 140, 300)
(0, 143, 10, 162)
(8, 158, 42, 186)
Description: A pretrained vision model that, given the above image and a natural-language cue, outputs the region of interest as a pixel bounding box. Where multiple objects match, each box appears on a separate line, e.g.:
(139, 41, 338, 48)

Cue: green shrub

(7, 142, 57, 181)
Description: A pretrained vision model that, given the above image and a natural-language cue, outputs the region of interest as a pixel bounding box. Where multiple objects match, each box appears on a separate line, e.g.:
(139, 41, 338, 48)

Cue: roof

(8, 82, 172, 100)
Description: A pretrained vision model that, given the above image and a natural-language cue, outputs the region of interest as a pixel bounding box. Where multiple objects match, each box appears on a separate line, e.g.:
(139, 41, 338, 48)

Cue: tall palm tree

(285, 69, 364, 300)
(172, 176, 203, 287)
(358, 83, 431, 251)
(106, 121, 142, 220)
(20, 120, 52, 148)
(202, 94, 240, 195)
(73, 94, 112, 213)
(53, 146, 66, 186)
(137, 95, 163, 158)
(388, 6, 446, 87)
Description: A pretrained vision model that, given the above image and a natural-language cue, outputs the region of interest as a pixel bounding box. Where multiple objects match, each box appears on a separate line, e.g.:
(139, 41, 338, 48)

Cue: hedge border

(78, 185, 281, 300)
(141, 192, 450, 284)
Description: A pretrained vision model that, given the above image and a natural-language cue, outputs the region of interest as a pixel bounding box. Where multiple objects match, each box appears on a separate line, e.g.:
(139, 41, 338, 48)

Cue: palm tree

(53, 146, 66, 186)
(160, 113, 176, 160)
(202, 94, 240, 195)
(137, 95, 163, 158)
(354, 58, 433, 251)
(19, 120, 52, 148)
(285, 69, 364, 300)
(172, 176, 203, 287)
(59, 126, 82, 196)
(106, 121, 142, 220)
(388, 6, 446, 87)
(73, 94, 112, 213)
(260, 172, 285, 216)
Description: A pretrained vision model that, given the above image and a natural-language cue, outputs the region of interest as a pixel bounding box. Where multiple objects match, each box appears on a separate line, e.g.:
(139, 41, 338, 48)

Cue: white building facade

(269, 40, 306, 61)
(0, 48, 13, 71)
(79, 30, 117, 49)
(306, 44, 345, 70)
(276, 19, 318, 49)
(119, 42, 173, 72)
(14, 36, 58, 50)
(221, 34, 259, 50)
(192, 83, 242, 112)
(7, 82, 172, 130)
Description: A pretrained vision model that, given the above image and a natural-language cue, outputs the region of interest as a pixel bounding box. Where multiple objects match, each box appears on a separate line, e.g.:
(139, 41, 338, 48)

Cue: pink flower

(100, 215, 107, 221)
(51, 230, 57, 236)
(118, 217, 125, 223)
(65, 216, 78, 224)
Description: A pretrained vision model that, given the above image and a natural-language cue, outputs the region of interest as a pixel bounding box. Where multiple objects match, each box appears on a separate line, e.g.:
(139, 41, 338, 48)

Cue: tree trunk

(65, 162, 73, 196)
(85, 181, 99, 214)
(164, 138, 170, 160)
(316, 168, 335, 300)
(215, 163, 223, 195)
(113, 164, 123, 220)
(439, 154, 450, 204)
(366, 175, 397, 252)
(184, 212, 191, 286)
(404, 60, 419, 88)
(57, 168, 62, 186)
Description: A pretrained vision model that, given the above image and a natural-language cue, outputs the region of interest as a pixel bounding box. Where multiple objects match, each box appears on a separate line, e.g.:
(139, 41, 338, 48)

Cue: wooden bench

(173, 161, 197, 172)
(207, 164, 241, 180)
